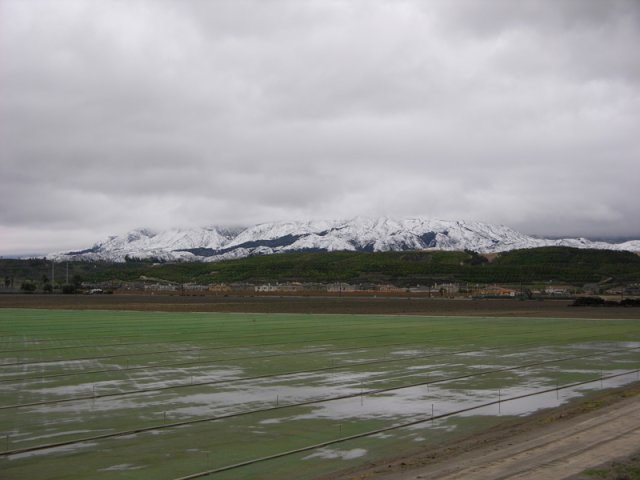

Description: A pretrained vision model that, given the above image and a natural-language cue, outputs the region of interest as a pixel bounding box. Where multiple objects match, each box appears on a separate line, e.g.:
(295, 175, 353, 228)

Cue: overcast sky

(1, 0, 639, 255)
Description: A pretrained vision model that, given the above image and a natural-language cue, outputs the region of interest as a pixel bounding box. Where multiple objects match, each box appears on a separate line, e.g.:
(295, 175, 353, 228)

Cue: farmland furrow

(0, 314, 485, 344)
(0, 332, 398, 367)
(2, 325, 628, 380)
(2, 343, 637, 410)
(167, 371, 640, 479)
(0, 326, 549, 381)
(2, 353, 637, 458)
(0, 317, 436, 353)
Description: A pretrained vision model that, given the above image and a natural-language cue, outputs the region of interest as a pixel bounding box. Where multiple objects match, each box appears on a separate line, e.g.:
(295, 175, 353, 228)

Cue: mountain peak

(47, 217, 640, 262)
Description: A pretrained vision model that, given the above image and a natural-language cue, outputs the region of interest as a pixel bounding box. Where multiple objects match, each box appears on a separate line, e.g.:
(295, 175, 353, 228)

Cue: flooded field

(1, 309, 639, 479)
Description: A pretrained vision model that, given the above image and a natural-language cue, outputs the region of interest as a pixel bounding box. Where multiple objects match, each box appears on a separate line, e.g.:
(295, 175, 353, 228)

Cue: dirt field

(2, 293, 640, 319)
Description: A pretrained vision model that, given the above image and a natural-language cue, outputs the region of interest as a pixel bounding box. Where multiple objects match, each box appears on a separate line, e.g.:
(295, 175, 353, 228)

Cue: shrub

(571, 296, 605, 307)
(20, 280, 37, 293)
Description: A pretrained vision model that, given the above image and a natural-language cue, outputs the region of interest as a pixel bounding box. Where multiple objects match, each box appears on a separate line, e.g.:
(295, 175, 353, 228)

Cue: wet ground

(334, 384, 640, 480)
(1, 309, 639, 478)
(1, 305, 639, 479)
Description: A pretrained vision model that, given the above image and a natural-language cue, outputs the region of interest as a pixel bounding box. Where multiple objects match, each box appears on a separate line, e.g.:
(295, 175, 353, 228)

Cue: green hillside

(2, 247, 640, 290)
(490, 247, 640, 283)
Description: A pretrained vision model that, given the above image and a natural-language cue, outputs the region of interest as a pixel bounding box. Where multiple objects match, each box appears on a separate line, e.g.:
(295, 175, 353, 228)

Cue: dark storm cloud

(1, 0, 639, 254)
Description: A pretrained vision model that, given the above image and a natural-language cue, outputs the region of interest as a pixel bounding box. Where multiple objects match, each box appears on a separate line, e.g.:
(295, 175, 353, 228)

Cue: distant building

(281, 282, 304, 292)
(144, 283, 178, 292)
(434, 283, 460, 296)
(378, 284, 406, 293)
(255, 282, 305, 293)
(209, 283, 231, 293)
(477, 285, 517, 297)
(408, 285, 433, 294)
(544, 285, 571, 295)
(183, 283, 208, 292)
(255, 283, 280, 293)
(327, 282, 356, 293)
(229, 282, 253, 292)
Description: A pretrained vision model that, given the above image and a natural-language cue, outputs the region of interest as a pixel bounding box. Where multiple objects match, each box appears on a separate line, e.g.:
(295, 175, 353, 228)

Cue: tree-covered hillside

(2, 247, 639, 289)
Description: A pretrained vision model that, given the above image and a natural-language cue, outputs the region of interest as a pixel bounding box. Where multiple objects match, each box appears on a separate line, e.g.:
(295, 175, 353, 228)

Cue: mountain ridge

(47, 217, 640, 263)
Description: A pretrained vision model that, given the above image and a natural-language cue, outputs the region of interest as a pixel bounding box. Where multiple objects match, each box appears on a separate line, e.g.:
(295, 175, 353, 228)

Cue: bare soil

(1, 293, 640, 318)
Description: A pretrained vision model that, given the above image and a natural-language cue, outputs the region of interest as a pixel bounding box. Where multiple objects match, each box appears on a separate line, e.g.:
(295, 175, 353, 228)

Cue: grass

(582, 453, 640, 479)
(1, 309, 639, 479)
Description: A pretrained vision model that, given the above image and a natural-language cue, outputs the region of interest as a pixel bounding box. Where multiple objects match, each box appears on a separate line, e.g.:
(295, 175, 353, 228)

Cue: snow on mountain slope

(618, 240, 640, 251)
(55, 227, 234, 262)
(47, 217, 640, 262)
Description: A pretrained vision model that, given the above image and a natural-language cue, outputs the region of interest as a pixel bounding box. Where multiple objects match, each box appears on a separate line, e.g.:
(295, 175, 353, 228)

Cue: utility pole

(519, 267, 524, 299)
(52, 261, 55, 286)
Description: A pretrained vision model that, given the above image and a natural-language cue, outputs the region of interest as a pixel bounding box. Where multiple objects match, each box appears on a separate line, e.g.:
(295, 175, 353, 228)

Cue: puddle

(303, 448, 367, 461)
(32, 396, 142, 413)
(7, 441, 99, 460)
(5, 339, 638, 474)
(35, 379, 129, 397)
(11, 429, 96, 443)
(391, 349, 425, 356)
(258, 365, 639, 427)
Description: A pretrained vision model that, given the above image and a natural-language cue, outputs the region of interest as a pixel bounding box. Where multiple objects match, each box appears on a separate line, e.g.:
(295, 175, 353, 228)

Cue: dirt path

(2, 294, 640, 318)
(339, 390, 640, 480)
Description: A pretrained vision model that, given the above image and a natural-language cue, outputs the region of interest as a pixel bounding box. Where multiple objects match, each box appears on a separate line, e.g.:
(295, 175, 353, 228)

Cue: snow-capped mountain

(47, 217, 640, 262)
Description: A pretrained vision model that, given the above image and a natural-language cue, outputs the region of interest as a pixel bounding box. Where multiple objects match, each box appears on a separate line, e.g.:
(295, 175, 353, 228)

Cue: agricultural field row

(1, 309, 639, 479)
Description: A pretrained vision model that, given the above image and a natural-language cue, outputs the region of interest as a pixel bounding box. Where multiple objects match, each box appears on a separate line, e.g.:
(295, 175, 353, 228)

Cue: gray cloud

(1, 0, 639, 254)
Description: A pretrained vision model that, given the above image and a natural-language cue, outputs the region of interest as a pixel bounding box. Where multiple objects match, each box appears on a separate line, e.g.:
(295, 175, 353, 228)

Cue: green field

(1, 309, 639, 479)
